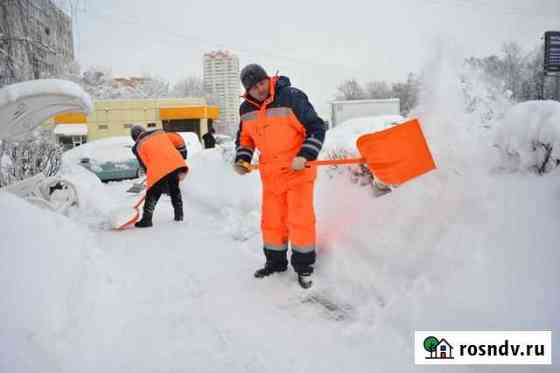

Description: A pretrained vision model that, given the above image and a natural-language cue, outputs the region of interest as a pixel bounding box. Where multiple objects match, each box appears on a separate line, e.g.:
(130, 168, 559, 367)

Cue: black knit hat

(240, 64, 268, 91)
(130, 124, 145, 141)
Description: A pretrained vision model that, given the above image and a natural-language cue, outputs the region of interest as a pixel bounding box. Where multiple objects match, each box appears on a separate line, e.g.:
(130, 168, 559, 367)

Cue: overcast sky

(73, 0, 560, 116)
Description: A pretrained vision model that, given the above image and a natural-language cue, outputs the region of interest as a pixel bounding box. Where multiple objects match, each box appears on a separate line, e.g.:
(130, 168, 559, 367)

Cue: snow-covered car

(64, 137, 141, 182)
(79, 157, 141, 182)
(65, 132, 202, 182)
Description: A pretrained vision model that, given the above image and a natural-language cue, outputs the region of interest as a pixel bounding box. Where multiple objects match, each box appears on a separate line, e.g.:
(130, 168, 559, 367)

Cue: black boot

(254, 264, 287, 278)
(297, 271, 313, 289)
(174, 209, 183, 222)
(135, 213, 153, 228)
(254, 247, 288, 278)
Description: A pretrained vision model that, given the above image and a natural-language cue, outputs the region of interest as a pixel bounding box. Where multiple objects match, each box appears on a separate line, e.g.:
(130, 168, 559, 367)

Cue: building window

(123, 123, 132, 129)
(441, 346, 446, 351)
(147, 122, 157, 128)
(98, 125, 109, 130)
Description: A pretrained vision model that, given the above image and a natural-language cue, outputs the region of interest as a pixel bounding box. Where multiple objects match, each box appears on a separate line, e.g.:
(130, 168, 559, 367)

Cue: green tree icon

(423, 336, 439, 358)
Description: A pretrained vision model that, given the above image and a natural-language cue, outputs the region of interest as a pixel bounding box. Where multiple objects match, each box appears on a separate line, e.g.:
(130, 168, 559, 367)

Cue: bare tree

(338, 73, 421, 115)
(365, 81, 393, 99)
(336, 79, 366, 100)
(172, 76, 205, 97)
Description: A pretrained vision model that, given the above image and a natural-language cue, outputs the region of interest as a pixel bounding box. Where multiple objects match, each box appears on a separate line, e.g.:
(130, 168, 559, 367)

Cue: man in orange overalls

(234, 64, 326, 289)
(131, 125, 188, 228)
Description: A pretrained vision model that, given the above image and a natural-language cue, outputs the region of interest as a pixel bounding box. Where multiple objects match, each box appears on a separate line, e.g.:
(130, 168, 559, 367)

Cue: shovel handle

(243, 158, 366, 171)
(133, 194, 146, 209)
(307, 158, 366, 167)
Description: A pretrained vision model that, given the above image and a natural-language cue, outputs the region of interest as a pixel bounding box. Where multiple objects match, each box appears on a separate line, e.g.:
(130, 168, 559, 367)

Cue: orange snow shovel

(110, 193, 146, 230)
(243, 118, 436, 185)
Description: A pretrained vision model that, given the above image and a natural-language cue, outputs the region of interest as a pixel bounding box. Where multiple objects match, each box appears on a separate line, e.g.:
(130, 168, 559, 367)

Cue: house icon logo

(423, 336, 454, 359)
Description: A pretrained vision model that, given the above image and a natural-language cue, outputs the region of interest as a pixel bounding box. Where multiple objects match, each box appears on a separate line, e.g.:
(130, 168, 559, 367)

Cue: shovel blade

(356, 118, 436, 185)
(110, 207, 139, 230)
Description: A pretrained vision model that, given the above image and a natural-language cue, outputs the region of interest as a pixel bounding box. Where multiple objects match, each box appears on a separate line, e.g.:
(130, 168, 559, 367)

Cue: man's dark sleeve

(176, 143, 187, 159)
(235, 105, 255, 163)
(132, 144, 147, 171)
(290, 88, 327, 161)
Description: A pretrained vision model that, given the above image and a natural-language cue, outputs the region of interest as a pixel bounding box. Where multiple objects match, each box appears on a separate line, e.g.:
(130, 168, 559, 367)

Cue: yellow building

(50, 97, 219, 149)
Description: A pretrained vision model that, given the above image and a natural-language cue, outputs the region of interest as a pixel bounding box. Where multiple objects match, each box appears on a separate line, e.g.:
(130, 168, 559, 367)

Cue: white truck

(330, 98, 400, 128)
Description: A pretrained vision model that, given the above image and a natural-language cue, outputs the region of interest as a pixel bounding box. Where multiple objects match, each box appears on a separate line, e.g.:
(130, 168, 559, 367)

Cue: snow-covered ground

(1, 51, 559, 372)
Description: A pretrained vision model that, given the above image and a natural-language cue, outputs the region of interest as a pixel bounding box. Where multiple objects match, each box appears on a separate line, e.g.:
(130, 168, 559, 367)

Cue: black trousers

(143, 169, 183, 216)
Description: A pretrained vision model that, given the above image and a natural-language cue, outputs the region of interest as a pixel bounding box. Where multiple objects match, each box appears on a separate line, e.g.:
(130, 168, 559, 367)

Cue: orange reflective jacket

(235, 76, 326, 191)
(133, 130, 188, 189)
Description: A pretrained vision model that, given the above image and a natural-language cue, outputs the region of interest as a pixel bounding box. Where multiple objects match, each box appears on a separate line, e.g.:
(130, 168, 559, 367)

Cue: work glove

(291, 156, 307, 171)
(233, 160, 251, 175)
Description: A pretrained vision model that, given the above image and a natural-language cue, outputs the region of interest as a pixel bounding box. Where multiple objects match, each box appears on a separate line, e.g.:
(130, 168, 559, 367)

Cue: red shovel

(244, 118, 436, 185)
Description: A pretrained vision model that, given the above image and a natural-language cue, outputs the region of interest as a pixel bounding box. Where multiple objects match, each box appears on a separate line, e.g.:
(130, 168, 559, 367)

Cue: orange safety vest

(136, 130, 188, 189)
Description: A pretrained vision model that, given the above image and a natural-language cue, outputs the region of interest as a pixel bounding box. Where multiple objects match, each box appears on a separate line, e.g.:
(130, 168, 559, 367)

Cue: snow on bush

(460, 64, 514, 128)
(320, 115, 404, 190)
(494, 100, 560, 174)
(0, 128, 63, 188)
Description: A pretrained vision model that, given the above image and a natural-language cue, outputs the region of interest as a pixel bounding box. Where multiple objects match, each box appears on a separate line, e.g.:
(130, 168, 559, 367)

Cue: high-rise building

(203, 50, 240, 134)
(0, 0, 75, 88)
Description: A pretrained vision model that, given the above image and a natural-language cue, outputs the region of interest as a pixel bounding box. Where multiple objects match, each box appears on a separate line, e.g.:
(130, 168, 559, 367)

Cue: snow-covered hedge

(320, 115, 403, 191)
(494, 100, 560, 174)
(0, 129, 62, 188)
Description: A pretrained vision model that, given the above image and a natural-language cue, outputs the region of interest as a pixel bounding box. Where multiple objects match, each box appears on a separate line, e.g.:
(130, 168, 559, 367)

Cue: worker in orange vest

(131, 125, 189, 227)
(233, 64, 326, 289)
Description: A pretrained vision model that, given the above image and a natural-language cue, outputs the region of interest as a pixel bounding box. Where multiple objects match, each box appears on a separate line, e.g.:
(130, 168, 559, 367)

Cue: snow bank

(177, 131, 203, 156)
(0, 192, 99, 372)
(494, 100, 560, 173)
(58, 162, 123, 227)
(310, 43, 559, 370)
(182, 148, 262, 240)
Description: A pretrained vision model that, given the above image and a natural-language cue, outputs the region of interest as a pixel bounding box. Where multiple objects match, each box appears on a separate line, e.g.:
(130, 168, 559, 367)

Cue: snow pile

(182, 148, 262, 241)
(0, 192, 99, 372)
(313, 43, 559, 368)
(494, 100, 560, 173)
(177, 131, 203, 156)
